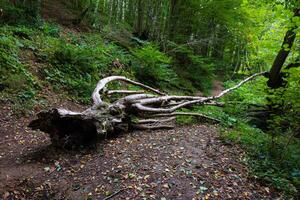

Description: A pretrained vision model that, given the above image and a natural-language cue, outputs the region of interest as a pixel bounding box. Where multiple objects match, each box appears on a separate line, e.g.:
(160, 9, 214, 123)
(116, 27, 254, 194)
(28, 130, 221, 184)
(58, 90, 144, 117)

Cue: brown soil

(41, 0, 90, 32)
(0, 100, 280, 200)
(42, 0, 76, 26)
(211, 80, 224, 96)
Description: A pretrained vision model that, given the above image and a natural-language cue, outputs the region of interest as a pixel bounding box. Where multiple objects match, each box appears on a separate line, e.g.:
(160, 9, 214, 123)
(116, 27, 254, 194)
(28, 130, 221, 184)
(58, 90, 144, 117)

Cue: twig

(103, 188, 129, 200)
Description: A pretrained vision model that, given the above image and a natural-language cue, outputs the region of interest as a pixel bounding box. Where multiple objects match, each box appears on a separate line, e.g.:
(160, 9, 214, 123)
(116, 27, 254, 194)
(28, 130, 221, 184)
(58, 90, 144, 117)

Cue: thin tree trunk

(168, 0, 180, 41)
(136, 0, 144, 36)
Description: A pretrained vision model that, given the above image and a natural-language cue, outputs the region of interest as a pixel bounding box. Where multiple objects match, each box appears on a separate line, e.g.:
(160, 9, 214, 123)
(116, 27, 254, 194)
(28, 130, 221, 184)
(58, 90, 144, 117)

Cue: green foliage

(167, 42, 218, 94)
(131, 44, 178, 89)
(267, 68, 300, 136)
(185, 55, 215, 94)
(210, 76, 300, 196)
(44, 44, 100, 102)
(175, 109, 197, 125)
(0, 31, 38, 93)
(0, 25, 41, 115)
(222, 77, 268, 121)
(38, 23, 61, 37)
(37, 32, 133, 103)
(222, 123, 300, 196)
(0, 0, 41, 25)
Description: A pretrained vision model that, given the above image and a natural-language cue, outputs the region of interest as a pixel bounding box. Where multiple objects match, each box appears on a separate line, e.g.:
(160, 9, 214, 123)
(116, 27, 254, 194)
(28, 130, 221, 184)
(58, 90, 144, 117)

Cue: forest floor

(0, 99, 280, 200)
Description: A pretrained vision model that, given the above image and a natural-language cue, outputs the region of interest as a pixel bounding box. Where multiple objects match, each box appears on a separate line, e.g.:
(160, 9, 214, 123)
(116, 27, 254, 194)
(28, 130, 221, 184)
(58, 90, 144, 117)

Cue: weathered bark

(29, 72, 267, 148)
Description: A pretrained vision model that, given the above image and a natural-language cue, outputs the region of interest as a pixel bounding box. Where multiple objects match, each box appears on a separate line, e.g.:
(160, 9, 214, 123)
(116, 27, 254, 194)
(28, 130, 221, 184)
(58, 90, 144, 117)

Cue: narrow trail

(211, 80, 224, 96)
(0, 101, 279, 199)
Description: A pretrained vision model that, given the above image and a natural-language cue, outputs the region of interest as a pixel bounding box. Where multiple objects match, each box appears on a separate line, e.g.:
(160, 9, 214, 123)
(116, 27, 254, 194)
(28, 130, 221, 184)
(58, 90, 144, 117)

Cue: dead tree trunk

(29, 73, 266, 148)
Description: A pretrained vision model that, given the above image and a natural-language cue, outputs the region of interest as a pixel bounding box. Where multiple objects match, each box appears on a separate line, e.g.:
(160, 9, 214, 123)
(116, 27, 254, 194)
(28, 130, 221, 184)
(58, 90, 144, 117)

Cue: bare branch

(92, 76, 165, 106)
(153, 112, 221, 123)
(137, 117, 176, 124)
(133, 72, 266, 113)
(107, 90, 145, 95)
(213, 71, 267, 99)
(118, 94, 156, 104)
(160, 100, 224, 108)
(204, 102, 224, 107)
(132, 124, 174, 130)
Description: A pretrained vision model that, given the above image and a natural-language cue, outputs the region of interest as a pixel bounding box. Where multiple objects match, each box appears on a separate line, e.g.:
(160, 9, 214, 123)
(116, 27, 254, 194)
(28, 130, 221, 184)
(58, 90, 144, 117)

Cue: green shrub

(0, 34, 38, 92)
(166, 42, 217, 94)
(185, 55, 215, 93)
(267, 67, 300, 137)
(131, 44, 178, 89)
(39, 23, 61, 37)
(41, 34, 134, 103)
(42, 42, 99, 103)
(0, 27, 40, 116)
(222, 76, 268, 121)
(0, 1, 41, 25)
(53, 43, 99, 74)
(222, 123, 300, 196)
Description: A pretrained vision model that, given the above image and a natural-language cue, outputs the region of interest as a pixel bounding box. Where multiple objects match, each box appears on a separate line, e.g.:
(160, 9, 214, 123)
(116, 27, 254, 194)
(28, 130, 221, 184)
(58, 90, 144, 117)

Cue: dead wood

(29, 72, 266, 148)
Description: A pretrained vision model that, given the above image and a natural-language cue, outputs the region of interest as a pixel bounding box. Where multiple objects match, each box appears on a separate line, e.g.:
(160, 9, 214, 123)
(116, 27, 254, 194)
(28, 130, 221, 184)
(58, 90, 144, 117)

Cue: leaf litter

(0, 102, 280, 199)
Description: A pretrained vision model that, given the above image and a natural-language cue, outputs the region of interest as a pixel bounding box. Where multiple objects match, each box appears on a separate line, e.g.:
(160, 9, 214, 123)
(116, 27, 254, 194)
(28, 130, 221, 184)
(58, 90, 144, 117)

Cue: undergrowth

(0, 3, 218, 109)
(221, 123, 300, 197)
(0, 22, 197, 109)
(0, 17, 216, 108)
(0, 25, 41, 114)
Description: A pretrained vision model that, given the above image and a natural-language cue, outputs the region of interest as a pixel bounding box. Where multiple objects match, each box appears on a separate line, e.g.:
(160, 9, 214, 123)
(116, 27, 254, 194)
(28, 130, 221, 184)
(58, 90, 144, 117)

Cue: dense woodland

(0, 0, 300, 199)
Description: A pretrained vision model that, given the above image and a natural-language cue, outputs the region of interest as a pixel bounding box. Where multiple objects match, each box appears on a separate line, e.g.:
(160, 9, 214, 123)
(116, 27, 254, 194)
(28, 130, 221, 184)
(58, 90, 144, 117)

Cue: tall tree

(267, 8, 300, 88)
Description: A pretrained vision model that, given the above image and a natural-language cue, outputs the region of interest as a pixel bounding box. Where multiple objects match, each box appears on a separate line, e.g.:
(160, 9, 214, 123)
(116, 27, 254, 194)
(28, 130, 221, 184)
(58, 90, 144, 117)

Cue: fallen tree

(29, 72, 267, 148)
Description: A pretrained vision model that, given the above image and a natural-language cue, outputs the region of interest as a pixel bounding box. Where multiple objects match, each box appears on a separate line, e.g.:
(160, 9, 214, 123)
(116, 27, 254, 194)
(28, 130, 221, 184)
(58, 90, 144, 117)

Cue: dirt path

(0, 101, 279, 200)
(211, 80, 224, 96)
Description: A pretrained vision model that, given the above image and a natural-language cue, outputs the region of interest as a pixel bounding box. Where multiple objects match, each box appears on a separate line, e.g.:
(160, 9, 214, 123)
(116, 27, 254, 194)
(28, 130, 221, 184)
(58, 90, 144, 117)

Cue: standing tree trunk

(267, 8, 300, 88)
(125, 0, 134, 27)
(168, 0, 181, 41)
(136, 0, 144, 37)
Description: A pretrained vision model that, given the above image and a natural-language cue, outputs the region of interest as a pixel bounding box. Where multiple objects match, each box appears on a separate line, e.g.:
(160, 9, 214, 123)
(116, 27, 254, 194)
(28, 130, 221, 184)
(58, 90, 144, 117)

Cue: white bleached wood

(92, 76, 165, 106)
(30, 72, 266, 147)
